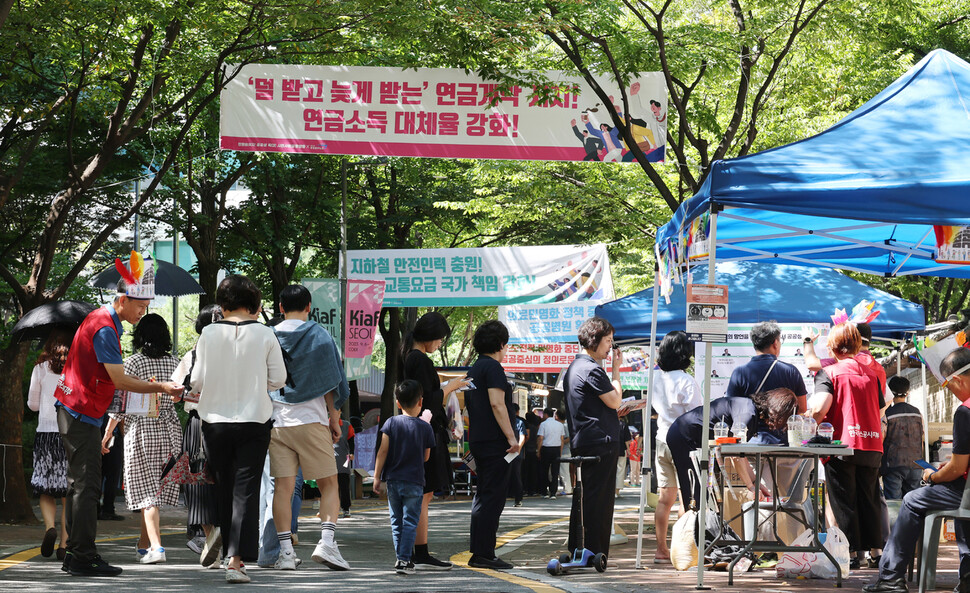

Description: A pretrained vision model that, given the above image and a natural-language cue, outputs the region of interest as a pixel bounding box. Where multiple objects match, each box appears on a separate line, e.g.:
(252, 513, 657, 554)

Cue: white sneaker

(201, 526, 222, 567)
(274, 550, 298, 570)
(135, 547, 148, 562)
(140, 547, 167, 564)
(225, 567, 251, 584)
(207, 551, 223, 569)
(311, 540, 350, 570)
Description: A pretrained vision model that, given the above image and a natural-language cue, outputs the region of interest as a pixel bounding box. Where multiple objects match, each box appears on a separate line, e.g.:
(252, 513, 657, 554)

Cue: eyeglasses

(941, 361, 970, 389)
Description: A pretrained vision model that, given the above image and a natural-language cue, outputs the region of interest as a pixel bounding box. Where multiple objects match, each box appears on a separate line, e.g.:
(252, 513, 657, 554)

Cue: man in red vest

(55, 256, 183, 577)
(864, 346, 970, 593)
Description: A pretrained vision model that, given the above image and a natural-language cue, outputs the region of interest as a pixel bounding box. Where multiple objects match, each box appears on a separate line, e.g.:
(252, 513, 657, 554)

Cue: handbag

(158, 424, 213, 496)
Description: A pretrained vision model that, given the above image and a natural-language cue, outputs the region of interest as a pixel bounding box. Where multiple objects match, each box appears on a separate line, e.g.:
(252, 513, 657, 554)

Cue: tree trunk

(0, 340, 37, 523)
(377, 307, 402, 447)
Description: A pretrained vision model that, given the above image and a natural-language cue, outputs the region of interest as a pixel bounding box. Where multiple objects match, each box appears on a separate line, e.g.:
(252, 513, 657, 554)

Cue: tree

(0, 0, 396, 523)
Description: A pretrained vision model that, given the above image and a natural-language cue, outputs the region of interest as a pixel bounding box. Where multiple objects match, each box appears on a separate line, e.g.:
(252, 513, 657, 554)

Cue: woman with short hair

(562, 316, 629, 559)
(101, 313, 182, 565)
(191, 274, 287, 584)
(650, 331, 703, 563)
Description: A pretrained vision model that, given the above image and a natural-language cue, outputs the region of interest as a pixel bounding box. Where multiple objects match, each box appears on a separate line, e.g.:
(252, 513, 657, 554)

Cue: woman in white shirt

(651, 331, 702, 563)
(191, 275, 286, 584)
(27, 328, 72, 560)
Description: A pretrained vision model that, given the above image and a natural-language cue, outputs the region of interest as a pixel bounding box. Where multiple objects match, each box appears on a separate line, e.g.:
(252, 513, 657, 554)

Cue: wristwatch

(803, 338, 813, 344)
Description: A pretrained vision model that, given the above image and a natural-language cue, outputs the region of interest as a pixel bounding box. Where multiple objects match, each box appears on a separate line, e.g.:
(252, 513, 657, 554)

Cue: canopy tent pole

(696, 207, 718, 589)
(635, 264, 661, 569)
(923, 355, 930, 461)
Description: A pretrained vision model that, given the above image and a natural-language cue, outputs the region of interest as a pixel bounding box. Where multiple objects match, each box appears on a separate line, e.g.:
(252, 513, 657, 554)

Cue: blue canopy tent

(598, 261, 925, 345)
(633, 49, 970, 576)
(655, 49, 970, 277)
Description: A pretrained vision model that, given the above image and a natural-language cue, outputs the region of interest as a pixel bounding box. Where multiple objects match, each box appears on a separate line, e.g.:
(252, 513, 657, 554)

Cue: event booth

(637, 49, 970, 579)
(598, 261, 925, 344)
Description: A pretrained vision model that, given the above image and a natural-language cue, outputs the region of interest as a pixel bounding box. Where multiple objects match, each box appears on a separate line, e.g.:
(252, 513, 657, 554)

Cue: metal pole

(172, 196, 180, 354)
(696, 208, 718, 590)
(635, 266, 661, 569)
(340, 158, 349, 383)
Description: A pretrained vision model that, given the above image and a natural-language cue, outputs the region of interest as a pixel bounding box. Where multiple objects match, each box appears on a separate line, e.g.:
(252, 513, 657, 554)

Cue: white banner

(498, 300, 605, 344)
(344, 244, 614, 307)
(694, 323, 830, 400)
(220, 64, 666, 163)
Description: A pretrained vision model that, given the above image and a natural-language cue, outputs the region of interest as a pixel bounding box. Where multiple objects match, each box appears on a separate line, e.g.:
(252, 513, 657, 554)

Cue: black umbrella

(90, 259, 205, 297)
(10, 300, 98, 342)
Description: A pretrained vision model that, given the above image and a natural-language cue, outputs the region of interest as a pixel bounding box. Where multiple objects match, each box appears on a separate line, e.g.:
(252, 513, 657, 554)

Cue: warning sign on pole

(685, 284, 728, 342)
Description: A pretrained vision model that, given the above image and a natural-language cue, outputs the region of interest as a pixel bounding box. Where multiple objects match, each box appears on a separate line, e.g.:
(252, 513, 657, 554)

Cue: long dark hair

(749, 388, 797, 431)
(400, 311, 451, 360)
(133, 313, 172, 359)
(38, 328, 73, 374)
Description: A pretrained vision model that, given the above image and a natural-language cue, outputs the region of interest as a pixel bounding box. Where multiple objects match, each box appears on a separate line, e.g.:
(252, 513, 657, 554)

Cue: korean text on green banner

(345, 280, 385, 358)
(344, 244, 614, 307)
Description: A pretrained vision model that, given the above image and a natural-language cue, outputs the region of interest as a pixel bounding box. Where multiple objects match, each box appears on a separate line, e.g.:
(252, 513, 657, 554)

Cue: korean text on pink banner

(344, 279, 385, 358)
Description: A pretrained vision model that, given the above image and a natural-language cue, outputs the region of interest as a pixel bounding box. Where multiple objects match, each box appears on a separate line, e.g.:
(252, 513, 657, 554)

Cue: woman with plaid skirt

(101, 313, 181, 565)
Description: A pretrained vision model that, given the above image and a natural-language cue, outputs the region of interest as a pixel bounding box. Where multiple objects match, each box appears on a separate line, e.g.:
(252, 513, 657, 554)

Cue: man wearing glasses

(864, 347, 970, 593)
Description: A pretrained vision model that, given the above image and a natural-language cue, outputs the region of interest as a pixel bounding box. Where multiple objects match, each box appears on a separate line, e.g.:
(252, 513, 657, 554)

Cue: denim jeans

(386, 480, 423, 563)
(882, 467, 922, 500)
(879, 481, 970, 581)
(257, 454, 304, 566)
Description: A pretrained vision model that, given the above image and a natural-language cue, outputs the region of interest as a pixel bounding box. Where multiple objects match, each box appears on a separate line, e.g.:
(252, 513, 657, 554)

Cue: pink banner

(344, 280, 385, 358)
(220, 64, 666, 163)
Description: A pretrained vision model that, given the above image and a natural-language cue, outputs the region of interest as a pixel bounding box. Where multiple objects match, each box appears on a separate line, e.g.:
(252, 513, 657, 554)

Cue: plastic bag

(670, 509, 698, 571)
(445, 392, 464, 441)
(776, 527, 851, 579)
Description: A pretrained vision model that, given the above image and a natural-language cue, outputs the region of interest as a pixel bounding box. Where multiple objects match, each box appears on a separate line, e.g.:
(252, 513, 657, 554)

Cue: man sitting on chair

(864, 347, 970, 593)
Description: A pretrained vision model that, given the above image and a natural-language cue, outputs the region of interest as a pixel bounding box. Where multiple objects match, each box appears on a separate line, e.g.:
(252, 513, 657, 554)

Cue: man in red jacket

(55, 259, 183, 577)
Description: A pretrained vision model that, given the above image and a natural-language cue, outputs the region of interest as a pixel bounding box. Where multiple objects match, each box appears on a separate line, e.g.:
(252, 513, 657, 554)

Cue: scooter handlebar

(559, 456, 600, 464)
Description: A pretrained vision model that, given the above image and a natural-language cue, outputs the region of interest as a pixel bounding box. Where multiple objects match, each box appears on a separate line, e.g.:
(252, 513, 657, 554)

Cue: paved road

(0, 495, 615, 593)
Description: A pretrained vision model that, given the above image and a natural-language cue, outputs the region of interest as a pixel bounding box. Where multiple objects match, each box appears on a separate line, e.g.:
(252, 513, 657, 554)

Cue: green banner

(302, 278, 374, 382)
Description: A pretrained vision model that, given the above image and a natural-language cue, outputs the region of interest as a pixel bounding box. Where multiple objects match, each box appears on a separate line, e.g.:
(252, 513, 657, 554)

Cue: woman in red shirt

(810, 322, 884, 568)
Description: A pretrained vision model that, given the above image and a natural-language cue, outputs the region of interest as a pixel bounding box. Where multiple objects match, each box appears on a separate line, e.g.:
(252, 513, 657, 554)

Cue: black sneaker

(955, 576, 970, 593)
(862, 578, 908, 593)
(68, 555, 123, 577)
(867, 555, 882, 569)
(41, 527, 57, 558)
(850, 556, 862, 570)
(61, 551, 72, 573)
(467, 554, 513, 570)
(97, 511, 124, 521)
(413, 554, 453, 571)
